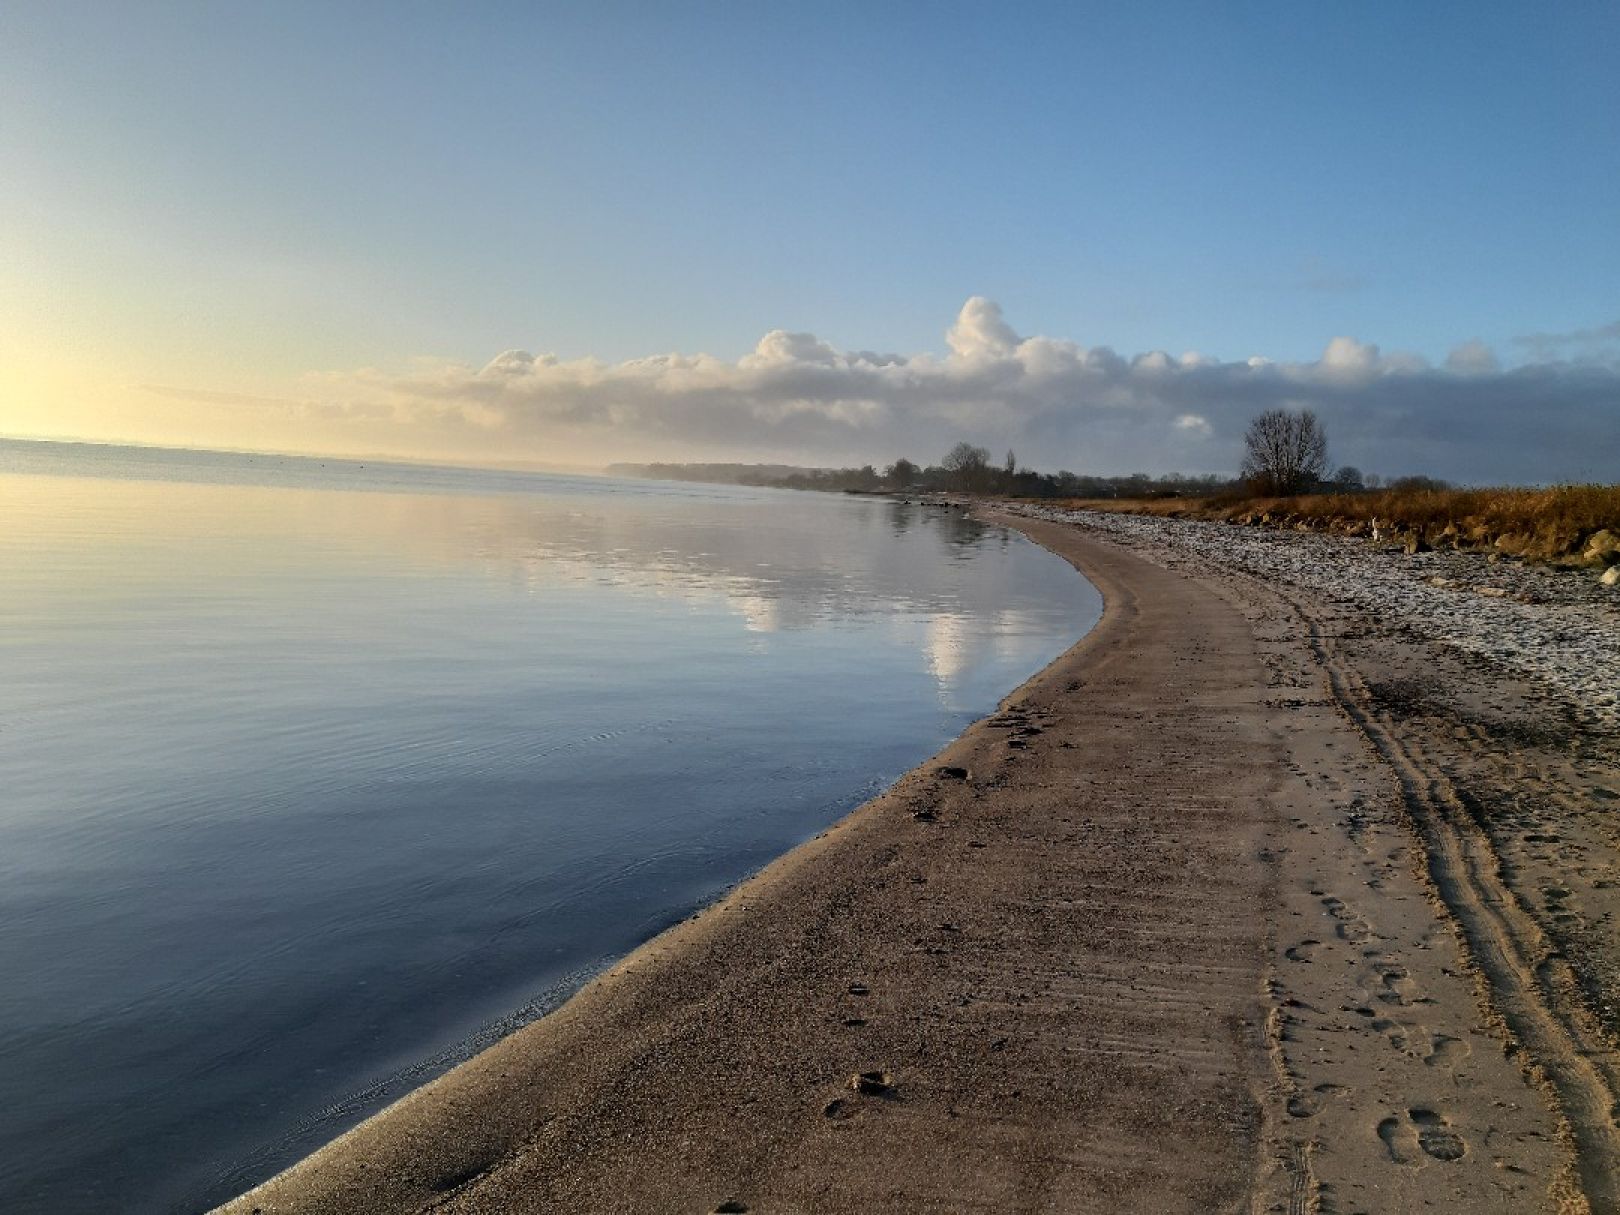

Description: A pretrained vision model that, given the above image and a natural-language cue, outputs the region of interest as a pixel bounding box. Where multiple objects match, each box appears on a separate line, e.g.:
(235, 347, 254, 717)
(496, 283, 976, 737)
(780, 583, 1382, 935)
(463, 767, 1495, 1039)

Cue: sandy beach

(220, 509, 1620, 1214)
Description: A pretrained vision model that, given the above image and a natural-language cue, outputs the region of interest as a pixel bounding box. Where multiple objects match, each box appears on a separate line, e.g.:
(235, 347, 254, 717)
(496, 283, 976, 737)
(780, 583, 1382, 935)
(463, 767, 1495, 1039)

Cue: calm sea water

(0, 439, 1100, 1213)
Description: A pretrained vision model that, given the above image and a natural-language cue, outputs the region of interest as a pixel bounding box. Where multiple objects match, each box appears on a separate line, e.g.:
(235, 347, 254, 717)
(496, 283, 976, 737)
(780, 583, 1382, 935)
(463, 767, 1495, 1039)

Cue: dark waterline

(0, 440, 1101, 1212)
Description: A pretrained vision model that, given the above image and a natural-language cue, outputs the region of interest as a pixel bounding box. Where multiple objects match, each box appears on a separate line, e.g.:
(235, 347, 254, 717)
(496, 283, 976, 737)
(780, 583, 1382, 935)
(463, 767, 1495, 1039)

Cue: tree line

(612, 412, 1445, 500)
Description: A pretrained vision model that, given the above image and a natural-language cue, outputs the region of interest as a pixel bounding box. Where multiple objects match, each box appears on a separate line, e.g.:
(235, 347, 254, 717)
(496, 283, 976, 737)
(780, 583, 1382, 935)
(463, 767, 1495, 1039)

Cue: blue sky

(2, 2, 1617, 479)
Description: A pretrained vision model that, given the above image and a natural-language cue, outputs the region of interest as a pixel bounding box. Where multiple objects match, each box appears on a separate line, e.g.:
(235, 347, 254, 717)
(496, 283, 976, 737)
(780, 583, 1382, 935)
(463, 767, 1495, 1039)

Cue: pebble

(1013, 506, 1620, 730)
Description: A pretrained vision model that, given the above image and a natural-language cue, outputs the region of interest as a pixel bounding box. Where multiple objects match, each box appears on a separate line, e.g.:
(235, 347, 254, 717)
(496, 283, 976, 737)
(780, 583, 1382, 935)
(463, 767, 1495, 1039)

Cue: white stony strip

(1013, 506, 1620, 731)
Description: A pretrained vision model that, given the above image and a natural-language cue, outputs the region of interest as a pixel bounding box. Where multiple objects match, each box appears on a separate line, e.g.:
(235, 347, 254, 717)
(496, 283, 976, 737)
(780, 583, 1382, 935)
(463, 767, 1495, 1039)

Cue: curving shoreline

(217, 510, 1617, 1214)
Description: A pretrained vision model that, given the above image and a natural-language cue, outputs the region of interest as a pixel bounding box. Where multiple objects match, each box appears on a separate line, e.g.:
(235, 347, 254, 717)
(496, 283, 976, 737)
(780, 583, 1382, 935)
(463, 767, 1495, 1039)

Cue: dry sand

(219, 511, 1619, 1214)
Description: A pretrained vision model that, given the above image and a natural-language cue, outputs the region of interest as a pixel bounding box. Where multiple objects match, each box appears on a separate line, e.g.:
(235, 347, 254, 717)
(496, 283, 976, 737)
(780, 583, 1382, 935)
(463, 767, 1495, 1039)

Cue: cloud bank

(304, 299, 1619, 482)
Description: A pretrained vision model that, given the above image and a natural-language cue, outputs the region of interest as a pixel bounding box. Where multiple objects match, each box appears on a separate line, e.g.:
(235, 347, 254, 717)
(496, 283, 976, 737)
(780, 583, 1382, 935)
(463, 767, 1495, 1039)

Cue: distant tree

(1241, 409, 1329, 495)
(1332, 465, 1365, 491)
(1004, 449, 1017, 476)
(941, 441, 992, 492)
(884, 457, 918, 487)
(1388, 475, 1451, 493)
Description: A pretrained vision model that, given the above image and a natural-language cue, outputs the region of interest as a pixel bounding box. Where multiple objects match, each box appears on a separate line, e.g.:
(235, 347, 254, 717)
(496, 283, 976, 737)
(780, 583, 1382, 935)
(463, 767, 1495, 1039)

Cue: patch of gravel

(1013, 506, 1620, 731)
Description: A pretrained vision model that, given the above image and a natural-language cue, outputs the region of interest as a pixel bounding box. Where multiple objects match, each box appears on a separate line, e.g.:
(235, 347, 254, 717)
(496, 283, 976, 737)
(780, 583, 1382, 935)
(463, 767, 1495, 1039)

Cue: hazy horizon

(3, 4, 1616, 482)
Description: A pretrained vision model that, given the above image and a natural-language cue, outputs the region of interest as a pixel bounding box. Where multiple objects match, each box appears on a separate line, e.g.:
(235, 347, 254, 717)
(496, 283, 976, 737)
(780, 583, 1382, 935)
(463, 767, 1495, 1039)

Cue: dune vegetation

(1049, 483, 1620, 565)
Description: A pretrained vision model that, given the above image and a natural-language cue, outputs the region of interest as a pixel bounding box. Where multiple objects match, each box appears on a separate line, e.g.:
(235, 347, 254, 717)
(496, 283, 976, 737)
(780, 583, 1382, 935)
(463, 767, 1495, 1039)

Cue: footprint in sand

(822, 1098, 855, 1120)
(1285, 940, 1321, 963)
(1320, 895, 1373, 944)
(1378, 1108, 1467, 1164)
(1371, 1017, 1412, 1054)
(850, 1070, 895, 1096)
(1370, 960, 1417, 1006)
(1411, 1109, 1468, 1160)
(1287, 1092, 1322, 1118)
(1423, 1033, 1471, 1069)
(1287, 1084, 1344, 1119)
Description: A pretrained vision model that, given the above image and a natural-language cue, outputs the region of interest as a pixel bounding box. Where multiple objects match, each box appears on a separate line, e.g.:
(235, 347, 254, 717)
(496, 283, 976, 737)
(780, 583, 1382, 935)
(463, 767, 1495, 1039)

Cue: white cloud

(270, 298, 1620, 483)
(945, 296, 1021, 360)
(1319, 335, 1381, 377)
(742, 330, 841, 367)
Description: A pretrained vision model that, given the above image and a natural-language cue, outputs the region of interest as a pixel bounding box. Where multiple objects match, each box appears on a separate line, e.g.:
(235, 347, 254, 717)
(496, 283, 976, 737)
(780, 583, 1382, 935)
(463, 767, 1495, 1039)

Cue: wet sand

(219, 512, 1618, 1214)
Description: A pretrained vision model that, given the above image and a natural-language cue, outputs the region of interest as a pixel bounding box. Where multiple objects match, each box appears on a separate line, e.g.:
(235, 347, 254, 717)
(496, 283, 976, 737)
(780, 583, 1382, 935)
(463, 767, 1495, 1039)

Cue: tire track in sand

(1296, 601, 1620, 1213)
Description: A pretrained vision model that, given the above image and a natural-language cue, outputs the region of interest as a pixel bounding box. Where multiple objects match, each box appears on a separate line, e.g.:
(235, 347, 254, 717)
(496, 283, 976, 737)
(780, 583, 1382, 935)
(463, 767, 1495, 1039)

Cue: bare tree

(941, 441, 991, 492)
(1240, 409, 1328, 495)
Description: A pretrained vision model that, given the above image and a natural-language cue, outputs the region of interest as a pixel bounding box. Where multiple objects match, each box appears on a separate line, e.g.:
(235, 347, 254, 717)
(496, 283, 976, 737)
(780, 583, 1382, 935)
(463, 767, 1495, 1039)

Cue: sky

(2, 1, 1617, 482)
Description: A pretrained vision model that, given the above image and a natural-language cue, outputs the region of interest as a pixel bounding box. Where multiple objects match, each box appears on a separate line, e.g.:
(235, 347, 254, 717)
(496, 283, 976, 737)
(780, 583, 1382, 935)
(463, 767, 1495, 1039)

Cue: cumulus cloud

(946, 297, 1021, 360)
(293, 297, 1618, 483)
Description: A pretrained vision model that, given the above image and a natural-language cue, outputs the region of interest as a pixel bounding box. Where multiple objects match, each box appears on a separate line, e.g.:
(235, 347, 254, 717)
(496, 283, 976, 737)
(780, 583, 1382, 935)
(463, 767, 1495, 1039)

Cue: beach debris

(847, 982, 870, 996)
(934, 765, 970, 781)
(850, 1070, 895, 1096)
(822, 1097, 854, 1119)
(711, 1201, 750, 1213)
(911, 807, 937, 822)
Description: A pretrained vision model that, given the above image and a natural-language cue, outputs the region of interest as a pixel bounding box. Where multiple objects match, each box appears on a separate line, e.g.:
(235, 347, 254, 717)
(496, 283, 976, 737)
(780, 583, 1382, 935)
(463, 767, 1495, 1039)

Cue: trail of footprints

(1284, 886, 1475, 1166)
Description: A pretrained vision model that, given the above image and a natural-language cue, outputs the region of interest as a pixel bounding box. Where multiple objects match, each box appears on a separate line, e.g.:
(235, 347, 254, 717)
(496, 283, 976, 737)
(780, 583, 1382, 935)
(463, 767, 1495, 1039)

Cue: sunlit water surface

(0, 440, 1099, 1212)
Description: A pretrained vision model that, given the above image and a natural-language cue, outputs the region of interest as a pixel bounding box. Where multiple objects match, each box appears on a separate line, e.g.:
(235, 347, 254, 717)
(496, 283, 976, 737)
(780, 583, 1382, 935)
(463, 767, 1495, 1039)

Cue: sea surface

(0, 439, 1100, 1212)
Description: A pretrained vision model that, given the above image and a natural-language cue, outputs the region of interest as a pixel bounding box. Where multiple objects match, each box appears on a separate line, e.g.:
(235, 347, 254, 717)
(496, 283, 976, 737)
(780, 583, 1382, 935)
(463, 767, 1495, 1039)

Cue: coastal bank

(220, 510, 1619, 1214)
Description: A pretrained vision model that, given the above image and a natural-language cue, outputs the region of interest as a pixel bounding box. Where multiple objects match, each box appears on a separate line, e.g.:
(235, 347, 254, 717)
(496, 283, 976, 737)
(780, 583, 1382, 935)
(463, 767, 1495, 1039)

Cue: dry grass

(1277, 484, 1620, 538)
(1039, 484, 1620, 561)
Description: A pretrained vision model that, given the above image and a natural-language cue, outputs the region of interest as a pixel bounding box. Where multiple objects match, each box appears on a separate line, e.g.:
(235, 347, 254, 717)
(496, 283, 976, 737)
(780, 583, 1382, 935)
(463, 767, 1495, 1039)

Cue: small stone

(850, 1070, 895, 1095)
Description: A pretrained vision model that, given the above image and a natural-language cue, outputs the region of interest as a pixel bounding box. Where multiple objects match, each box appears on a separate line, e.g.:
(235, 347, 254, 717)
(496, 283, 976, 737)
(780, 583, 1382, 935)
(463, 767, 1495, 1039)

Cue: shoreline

(218, 510, 1617, 1214)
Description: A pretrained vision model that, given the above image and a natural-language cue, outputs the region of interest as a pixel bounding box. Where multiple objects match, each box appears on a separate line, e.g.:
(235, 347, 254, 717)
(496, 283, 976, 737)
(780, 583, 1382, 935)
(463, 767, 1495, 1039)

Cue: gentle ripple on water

(0, 440, 1099, 1213)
